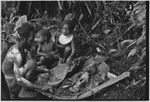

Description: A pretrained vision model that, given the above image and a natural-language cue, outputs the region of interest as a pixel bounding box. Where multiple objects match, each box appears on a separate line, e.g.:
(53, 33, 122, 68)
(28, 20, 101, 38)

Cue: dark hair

(16, 22, 34, 39)
(38, 29, 51, 40)
(62, 19, 77, 32)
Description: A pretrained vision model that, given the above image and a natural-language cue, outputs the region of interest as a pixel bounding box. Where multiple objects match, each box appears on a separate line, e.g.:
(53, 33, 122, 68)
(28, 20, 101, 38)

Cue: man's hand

(26, 60, 36, 68)
(26, 58, 36, 64)
(20, 59, 36, 76)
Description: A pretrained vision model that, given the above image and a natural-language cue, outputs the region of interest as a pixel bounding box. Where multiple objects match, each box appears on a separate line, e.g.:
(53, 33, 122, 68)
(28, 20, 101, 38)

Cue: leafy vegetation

(1, 1, 147, 100)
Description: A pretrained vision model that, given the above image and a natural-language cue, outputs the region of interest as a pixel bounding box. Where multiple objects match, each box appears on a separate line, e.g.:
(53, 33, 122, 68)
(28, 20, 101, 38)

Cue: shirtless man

(2, 22, 50, 99)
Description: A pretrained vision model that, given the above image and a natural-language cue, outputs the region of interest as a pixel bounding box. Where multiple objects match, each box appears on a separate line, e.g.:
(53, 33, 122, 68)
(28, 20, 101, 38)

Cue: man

(2, 22, 50, 99)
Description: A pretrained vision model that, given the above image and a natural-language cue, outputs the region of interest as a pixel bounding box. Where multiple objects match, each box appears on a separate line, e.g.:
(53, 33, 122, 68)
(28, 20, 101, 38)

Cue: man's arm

(19, 60, 36, 76)
(13, 62, 42, 90)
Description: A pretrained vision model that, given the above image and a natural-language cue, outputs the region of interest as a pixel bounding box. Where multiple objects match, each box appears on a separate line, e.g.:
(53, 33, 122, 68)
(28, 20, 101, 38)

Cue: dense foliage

(1, 1, 147, 100)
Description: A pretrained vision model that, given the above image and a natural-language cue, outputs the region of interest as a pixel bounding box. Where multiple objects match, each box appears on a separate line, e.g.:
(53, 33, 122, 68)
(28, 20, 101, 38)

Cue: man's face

(62, 24, 70, 35)
(24, 34, 34, 50)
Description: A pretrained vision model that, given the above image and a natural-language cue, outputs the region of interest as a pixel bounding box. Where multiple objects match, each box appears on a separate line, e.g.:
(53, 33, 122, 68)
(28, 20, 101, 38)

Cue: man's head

(34, 29, 51, 43)
(15, 22, 35, 50)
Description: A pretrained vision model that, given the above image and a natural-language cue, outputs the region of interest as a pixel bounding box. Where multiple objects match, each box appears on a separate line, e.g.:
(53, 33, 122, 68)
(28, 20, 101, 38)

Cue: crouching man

(2, 22, 50, 99)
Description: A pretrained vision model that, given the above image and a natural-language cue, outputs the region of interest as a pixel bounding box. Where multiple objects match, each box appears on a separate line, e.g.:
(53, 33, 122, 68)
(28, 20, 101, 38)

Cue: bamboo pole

(77, 71, 130, 99)
(107, 72, 117, 79)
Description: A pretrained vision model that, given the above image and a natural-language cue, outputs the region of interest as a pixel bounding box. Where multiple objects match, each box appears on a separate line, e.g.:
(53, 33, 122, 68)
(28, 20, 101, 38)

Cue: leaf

(108, 49, 117, 54)
(96, 47, 102, 53)
(120, 39, 134, 47)
(85, 2, 92, 15)
(79, 13, 84, 21)
(127, 48, 137, 58)
(97, 62, 110, 75)
(127, 40, 136, 48)
(47, 64, 69, 86)
(141, 47, 146, 53)
(108, 49, 121, 57)
(136, 34, 145, 45)
(94, 55, 108, 63)
(97, 43, 105, 50)
(104, 29, 111, 34)
(64, 13, 73, 21)
(129, 62, 140, 71)
(140, 49, 146, 61)
(131, 1, 146, 27)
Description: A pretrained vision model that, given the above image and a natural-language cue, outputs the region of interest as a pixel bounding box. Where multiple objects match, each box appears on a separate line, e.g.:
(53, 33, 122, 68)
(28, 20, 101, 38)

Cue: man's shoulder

(7, 45, 19, 55)
(7, 45, 21, 62)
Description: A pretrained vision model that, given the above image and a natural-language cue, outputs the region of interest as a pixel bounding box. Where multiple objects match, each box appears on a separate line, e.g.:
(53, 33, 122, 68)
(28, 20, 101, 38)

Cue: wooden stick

(77, 72, 130, 99)
(107, 72, 117, 79)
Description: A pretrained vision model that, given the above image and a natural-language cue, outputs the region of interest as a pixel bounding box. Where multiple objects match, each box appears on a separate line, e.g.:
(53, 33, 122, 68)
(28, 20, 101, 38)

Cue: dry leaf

(104, 29, 111, 34)
(127, 48, 137, 58)
(140, 50, 146, 61)
(108, 49, 117, 54)
(97, 62, 110, 75)
(120, 39, 134, 47)
(79, 13, 84, 21)
(96, 47, 102, 53)
(64, 13, 73, 21)
(85, 3, 91, 15)
(136, 34, 145, 45)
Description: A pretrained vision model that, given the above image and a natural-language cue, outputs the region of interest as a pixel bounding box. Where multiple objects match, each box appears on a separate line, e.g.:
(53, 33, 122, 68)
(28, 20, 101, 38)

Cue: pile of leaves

(35, 55, 110, 99)
(1, 1, 147, 100)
